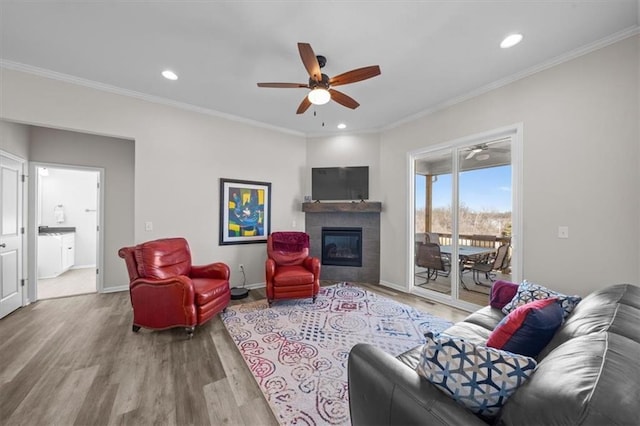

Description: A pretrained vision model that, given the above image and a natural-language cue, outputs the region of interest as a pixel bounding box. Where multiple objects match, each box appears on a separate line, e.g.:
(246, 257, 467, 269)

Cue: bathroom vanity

(38, 227, 76, 279)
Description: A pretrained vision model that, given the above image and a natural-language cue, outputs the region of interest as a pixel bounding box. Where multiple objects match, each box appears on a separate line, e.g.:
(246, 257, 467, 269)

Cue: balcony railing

(417, 232, 510, 248)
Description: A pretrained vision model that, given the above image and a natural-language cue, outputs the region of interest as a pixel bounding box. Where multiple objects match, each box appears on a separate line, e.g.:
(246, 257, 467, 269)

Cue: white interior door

(1, 151, 24, 319)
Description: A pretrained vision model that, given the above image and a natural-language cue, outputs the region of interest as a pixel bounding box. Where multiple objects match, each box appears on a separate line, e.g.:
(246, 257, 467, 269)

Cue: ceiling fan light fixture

(476, 153, 491, 161)
(337, 123, 347, 129)
(162, 70, 178, 80)
(308, 88, 331, 105)
(500, 33, 523, 49)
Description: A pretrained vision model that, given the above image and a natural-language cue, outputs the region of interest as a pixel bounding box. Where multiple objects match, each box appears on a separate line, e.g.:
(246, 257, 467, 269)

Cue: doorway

(33, 163, 103, 299)
(409, 125, 522, 310)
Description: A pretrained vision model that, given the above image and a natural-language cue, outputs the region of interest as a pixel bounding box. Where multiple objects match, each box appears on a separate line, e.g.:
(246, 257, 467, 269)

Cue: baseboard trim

(101, 285, 128, 293)
(378, 280, 409, 293)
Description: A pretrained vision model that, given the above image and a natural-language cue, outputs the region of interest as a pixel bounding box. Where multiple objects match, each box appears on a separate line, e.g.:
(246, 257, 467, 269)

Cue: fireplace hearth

(321, 227, 362, 267)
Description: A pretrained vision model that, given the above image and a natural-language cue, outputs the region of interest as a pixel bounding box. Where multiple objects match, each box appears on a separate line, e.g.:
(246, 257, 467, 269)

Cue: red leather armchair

(118, 237, 230, 337)
(265, 232, 320, 306)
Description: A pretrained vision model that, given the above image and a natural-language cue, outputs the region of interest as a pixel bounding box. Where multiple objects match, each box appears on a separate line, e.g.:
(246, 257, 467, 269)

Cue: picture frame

(219, 178, 271, 245)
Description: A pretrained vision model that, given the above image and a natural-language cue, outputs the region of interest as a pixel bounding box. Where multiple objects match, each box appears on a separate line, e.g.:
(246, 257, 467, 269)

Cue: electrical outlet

(238, 263, 244, 271)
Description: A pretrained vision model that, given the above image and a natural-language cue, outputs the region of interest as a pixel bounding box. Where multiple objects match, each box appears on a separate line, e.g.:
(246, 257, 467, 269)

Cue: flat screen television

(311, 166, 369, 201)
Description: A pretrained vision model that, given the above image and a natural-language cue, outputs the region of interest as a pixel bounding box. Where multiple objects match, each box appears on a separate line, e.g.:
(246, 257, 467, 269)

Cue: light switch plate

(558, 226, 569, 239)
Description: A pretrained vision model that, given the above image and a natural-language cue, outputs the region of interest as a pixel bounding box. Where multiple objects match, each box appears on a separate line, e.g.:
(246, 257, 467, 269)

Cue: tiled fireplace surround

(303, 202, 381, 283)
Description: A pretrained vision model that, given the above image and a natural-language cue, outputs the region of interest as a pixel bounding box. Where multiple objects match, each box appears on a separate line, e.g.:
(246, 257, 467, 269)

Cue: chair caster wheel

(132, 325, 141, 333)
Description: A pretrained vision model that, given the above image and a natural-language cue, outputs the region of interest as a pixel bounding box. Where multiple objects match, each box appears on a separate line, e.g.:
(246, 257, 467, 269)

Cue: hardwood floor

(0, 282, 469, 425)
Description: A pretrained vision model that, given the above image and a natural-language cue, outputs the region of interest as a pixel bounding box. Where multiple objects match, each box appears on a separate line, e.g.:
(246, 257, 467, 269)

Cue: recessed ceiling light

(162, 70, 178, 80)
(337, 123, 347, 129)
(500, 33, 523, 49)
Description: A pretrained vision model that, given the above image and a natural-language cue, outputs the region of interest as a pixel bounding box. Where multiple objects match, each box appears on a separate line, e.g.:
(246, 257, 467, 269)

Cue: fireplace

(303, 202, 381, 283)
(321, 227, 362, 267)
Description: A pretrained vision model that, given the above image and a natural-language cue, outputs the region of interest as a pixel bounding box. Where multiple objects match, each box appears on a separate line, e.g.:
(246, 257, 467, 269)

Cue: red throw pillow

(490, 280, 519, 309)
(486, 297, 563, 357)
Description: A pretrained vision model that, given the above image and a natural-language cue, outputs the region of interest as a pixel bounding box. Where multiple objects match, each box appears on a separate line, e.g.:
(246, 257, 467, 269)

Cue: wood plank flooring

(0, 282, 469, 425)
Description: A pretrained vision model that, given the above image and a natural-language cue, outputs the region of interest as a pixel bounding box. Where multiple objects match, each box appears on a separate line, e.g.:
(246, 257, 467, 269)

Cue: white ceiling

(1, 1, 638, 136)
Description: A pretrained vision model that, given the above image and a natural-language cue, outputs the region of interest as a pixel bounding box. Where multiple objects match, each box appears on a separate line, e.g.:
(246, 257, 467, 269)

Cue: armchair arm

(303, 256, 321, 277)
(191, 262, 230, 280)
(129, 275, 197, 328)
(348, 343, 486, 426)
(265, 258, 276, 300)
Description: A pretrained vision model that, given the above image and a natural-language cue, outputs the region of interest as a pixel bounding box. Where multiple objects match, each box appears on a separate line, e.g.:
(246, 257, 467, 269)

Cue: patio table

(438, 245, 496, 289)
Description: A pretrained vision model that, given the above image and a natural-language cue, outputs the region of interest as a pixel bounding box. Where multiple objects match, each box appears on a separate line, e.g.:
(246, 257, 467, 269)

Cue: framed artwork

(219, 178, 271, 245)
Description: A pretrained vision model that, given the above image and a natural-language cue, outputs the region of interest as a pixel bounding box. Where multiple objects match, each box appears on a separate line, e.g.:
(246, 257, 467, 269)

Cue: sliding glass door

(411, 128, 520, 310)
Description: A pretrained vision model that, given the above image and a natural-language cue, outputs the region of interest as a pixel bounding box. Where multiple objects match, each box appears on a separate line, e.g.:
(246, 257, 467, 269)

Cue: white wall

(39, 168, 98, 267)
(379, 35, 640, 297)
(0, 120, 29, 159)
(306, 133, 381, 201)
(0, 69, 307, 290)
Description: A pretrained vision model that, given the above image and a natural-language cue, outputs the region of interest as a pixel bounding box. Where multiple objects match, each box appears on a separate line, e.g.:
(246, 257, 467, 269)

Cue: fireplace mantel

(302, 202, 382, 213)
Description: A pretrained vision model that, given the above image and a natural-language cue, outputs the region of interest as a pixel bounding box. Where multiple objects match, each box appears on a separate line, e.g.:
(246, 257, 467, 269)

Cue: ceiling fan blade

(298, 43, 321, 81)
(329, 65, 381, 87)
(465, 151, 476, 160)
(296, 96, 312, 114)
(329, 89, 360, 109)
(257, 82, 308, 88)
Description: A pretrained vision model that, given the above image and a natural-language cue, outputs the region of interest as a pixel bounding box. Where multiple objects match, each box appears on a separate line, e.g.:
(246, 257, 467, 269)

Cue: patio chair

(471, 243, 510, 286)
(415, 242, 450, 283)
(426, 232, 440, 245)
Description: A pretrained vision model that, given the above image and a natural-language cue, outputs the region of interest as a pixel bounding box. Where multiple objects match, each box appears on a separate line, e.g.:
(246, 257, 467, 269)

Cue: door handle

(0, 243, 6, 248)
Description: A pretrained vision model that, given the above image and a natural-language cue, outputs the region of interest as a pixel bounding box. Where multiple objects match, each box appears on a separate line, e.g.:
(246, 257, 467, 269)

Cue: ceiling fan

(257, 42, 381, 114)
(465, 144, 489, 160)
(464, 143, 510, 160)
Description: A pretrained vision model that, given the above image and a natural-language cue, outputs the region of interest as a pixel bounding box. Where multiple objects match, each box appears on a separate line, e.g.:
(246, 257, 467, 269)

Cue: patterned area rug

(221, 282, 453, 425)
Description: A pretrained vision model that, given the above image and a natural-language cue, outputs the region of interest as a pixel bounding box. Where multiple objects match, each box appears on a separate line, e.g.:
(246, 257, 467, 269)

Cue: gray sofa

(348, 283, 640, 425)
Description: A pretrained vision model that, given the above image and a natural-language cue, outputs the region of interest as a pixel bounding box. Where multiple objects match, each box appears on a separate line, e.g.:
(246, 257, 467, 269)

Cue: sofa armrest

(348, 343, 487, 426)
(191, 262, 230, 280)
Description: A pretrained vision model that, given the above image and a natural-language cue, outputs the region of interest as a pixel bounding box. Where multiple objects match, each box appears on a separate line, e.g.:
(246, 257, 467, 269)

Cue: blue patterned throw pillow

(501, 280, 581, 319)
(416, 332, 537, 418)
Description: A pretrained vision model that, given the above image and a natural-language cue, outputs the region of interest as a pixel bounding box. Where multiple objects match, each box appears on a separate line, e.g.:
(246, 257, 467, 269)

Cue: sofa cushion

(486, 297, 563, 357)
(538, 283, 640, 359)
(499, 332, 640, 425)
(489, 280, 519, 309)
(502, 280, 581, 319)
(416, 332, 537, 418)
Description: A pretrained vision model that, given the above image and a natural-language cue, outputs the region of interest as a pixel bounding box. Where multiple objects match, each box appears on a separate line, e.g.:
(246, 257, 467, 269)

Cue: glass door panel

(456, 138, 512, 306)
(412, 136, 513, 309)
(414, 149, 453, 296)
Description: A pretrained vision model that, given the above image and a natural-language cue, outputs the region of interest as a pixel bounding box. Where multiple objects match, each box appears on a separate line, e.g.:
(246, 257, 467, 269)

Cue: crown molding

(383, 25, 640, 132)
(0, 60, 305, 137)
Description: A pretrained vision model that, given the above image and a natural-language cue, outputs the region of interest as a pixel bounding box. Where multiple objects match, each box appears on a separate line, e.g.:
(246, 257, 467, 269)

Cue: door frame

(407, 123, 523, 311)
(0, 150, 27, 315)
(28, 162, 105, 301)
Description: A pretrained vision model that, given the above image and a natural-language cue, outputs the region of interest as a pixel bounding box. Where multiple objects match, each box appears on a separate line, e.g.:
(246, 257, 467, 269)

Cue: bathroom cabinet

(38, 232, 75, 278)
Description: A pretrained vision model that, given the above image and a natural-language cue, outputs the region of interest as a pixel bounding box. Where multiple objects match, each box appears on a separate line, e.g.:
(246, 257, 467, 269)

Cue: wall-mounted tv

(311, 166, 369, 201)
